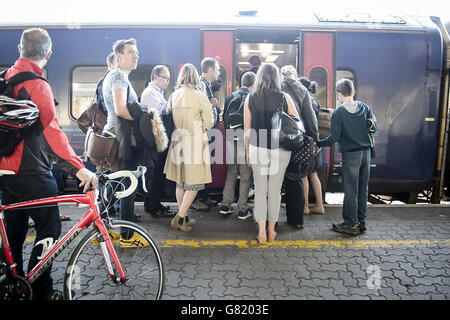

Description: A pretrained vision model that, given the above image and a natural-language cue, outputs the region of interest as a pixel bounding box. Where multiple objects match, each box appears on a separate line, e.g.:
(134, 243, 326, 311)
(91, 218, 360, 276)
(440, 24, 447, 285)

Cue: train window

(336, 69, 357, 99)
(214, 66, 227, 119)
(309, 67, 327, 108)
(71, 66, 107, 120)
(71, 65, 174, 120)
(336, 70, 355, 82)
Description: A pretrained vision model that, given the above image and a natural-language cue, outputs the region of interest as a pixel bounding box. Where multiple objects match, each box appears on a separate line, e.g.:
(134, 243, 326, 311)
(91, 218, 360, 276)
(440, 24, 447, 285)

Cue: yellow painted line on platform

(9, 237, 450, 249)
(159, 239, 450, 248)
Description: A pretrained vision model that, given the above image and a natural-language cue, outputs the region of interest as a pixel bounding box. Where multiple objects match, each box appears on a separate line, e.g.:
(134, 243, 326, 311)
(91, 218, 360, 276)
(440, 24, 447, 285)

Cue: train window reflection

(71, 66, 107, 120)
(71, 65, 174, 120)
(309, 67, 327, 108)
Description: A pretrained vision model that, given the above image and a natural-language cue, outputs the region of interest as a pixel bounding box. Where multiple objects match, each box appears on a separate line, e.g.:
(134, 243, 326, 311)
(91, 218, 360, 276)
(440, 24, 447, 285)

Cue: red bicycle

(0, 166, 164, 300)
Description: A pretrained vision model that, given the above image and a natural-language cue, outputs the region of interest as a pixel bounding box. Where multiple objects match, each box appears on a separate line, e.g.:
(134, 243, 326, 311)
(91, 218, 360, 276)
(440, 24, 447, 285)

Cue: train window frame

(70, 64, 175, 121)
(336, 69, 357, 100)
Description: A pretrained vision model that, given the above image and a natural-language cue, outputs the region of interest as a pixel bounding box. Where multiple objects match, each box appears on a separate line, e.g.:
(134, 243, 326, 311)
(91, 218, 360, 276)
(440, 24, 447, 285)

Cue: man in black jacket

(280, 65, 319, 229)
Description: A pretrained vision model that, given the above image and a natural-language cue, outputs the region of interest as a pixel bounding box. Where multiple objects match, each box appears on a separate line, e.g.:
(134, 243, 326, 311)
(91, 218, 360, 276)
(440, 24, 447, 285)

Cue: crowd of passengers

(97, 38, 376, 244)
(0, 28, 378, 300)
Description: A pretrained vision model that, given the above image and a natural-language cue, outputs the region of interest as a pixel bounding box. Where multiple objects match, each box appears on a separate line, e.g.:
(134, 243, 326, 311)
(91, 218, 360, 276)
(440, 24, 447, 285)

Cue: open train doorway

(235, 29, 299, 90)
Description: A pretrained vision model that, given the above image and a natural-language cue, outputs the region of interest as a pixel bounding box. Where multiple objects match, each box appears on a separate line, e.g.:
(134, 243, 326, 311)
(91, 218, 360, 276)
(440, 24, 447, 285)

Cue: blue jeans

(342, 149, 371, 226)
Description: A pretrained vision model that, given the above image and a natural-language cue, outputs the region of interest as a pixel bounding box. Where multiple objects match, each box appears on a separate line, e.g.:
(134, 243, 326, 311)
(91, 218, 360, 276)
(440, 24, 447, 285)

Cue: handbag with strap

(271, 93, 305, 151)
(287, 135, 316, 178)
(84, 128, 119, 171)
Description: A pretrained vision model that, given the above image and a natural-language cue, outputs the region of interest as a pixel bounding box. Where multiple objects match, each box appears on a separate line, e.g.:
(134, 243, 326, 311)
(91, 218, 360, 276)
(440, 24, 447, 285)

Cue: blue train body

(1, 13, 449, 202)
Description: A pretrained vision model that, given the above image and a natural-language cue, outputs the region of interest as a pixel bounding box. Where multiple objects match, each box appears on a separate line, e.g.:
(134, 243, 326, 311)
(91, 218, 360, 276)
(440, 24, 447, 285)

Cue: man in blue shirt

(317, 79, 377, 235)
(141, 65, 176, 218)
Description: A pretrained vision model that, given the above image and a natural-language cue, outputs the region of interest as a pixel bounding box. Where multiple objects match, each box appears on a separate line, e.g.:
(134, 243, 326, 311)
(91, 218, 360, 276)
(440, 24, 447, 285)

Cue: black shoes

(332, 222, 361, 236)
(359, 221, 366, 233)
(146, 206, 176, 218)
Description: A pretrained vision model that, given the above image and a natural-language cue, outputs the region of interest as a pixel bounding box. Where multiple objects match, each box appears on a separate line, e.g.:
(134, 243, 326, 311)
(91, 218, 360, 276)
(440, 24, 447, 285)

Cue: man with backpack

(191, 57, 221, 211)
(0, 28, 97, 300)
(219, 71, 255, 220)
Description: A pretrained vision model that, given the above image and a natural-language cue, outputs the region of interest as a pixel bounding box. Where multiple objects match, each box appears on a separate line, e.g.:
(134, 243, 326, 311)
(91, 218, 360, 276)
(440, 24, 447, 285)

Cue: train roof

(0, 6, 444, 32)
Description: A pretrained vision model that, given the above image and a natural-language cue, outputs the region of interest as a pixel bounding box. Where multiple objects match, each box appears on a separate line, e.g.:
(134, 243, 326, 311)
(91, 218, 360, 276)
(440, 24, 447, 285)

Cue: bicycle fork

(94, 219, 127, 284)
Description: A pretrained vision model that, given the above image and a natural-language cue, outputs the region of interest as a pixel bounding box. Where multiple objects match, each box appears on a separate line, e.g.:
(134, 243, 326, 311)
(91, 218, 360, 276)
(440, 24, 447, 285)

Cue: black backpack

(223, 91, 247, 130)
(0, 69, 46, 157)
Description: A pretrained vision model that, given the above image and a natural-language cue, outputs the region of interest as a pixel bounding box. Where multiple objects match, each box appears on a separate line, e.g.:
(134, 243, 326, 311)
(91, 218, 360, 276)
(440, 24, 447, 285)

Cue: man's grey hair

(112, 38, 137, 55)
(151, 65, 169, 81)
(20, 28, 52, 61)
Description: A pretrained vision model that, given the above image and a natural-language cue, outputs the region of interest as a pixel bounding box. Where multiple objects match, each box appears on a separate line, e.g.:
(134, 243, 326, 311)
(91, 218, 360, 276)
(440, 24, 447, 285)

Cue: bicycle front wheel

(64, 220, 164, 300)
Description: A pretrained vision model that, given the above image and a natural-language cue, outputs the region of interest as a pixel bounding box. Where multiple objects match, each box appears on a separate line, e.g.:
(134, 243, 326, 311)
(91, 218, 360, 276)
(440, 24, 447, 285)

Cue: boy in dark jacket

(317, 79, 378, 235)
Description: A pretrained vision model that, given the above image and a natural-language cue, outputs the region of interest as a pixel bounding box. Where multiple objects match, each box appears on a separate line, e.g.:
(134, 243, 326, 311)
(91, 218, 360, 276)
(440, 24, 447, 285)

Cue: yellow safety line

(3, 237, 449, 249)
(159, 239, 450, 248)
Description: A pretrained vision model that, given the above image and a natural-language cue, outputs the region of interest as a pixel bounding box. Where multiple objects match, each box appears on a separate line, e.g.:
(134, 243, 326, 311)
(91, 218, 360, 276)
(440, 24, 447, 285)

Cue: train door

(201, 30, 234, 189)
(299, 31, 336, 193)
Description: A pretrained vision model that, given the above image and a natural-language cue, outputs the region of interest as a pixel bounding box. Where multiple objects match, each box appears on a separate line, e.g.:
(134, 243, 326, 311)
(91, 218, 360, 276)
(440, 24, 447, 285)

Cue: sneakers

(332, 222, 360, 236)
(119, 233, 150, 247)
(220, 204, 233, 215)
(237, 208, 253, 220)
(190, 200, 210, 212)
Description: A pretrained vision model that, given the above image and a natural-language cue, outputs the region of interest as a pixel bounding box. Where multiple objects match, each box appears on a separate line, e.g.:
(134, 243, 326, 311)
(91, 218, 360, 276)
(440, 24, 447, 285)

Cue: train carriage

(1, 11, 449, 203)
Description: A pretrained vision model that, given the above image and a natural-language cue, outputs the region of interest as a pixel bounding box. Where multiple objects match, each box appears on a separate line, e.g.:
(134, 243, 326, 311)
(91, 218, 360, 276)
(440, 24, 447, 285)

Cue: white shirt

(140, 81, 167, 113)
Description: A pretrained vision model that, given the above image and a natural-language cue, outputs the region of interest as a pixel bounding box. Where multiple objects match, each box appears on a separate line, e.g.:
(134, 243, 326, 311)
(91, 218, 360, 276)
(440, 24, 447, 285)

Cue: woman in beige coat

(164, 63, 215, 231)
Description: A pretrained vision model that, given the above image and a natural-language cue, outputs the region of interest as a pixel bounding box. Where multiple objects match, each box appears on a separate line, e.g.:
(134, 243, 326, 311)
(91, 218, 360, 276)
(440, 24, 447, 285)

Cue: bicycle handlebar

(103, 166, 147, 199)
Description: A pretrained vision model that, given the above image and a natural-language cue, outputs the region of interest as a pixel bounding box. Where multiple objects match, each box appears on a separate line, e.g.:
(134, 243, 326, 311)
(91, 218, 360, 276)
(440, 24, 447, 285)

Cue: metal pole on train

(430, 16, 450, 203)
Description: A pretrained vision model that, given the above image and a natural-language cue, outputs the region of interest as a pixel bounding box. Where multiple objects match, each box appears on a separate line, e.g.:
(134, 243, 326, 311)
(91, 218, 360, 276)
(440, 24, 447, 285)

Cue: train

(1, 11, 449, 203)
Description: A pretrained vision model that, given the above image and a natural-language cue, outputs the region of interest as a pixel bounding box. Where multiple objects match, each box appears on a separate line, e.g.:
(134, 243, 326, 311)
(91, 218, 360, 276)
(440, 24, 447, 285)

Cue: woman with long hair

(164, 63, 215, 232)
(244, 63, 300, 244)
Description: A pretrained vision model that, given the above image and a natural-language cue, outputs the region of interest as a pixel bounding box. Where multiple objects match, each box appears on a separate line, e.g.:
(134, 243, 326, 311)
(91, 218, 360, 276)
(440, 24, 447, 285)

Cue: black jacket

(281, 78, 319, 142)
(114, 102, 162, 171)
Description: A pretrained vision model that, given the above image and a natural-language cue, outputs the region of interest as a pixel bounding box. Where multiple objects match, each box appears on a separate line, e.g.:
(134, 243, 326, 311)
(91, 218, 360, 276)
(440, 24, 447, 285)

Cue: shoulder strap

(6, 71, 48, 86)
(279, 92, 287, 112)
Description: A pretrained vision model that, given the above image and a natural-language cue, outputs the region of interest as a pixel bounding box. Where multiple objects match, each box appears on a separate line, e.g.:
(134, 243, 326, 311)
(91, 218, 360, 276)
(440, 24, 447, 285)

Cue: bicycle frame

(0, 190, 126, 284)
